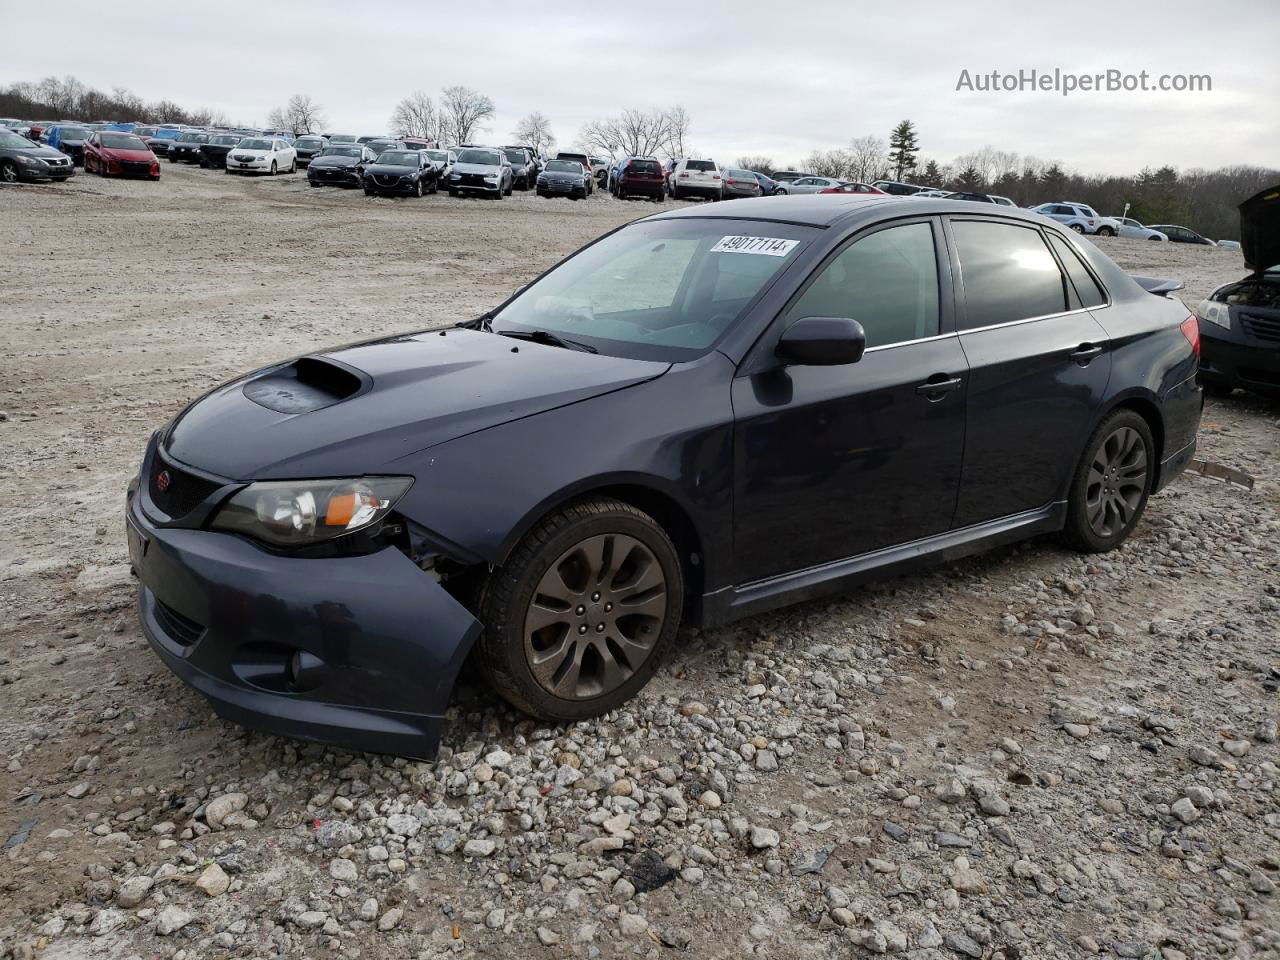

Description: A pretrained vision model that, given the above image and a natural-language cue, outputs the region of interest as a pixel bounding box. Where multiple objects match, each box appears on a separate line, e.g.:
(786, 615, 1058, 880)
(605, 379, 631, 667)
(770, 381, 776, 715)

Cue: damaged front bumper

(125, 444, 480, 759)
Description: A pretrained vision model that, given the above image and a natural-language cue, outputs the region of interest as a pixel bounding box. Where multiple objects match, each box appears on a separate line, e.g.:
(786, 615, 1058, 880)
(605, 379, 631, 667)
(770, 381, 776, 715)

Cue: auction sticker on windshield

(710, 236, 799, 256)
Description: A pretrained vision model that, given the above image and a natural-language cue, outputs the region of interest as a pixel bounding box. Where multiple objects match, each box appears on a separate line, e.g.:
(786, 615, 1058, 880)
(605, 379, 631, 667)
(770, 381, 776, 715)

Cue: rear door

(946, 217, 1111, 527)
(732, 218, 968, 583)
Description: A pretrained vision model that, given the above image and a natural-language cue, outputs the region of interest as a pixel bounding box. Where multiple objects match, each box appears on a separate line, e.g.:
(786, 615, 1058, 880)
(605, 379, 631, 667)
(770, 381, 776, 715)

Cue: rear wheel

(1070, 223, 1085, 233)
(476, 497, 684, 721)
(1096, 226, 1115, 237)
(1062, 409, 1153, 553)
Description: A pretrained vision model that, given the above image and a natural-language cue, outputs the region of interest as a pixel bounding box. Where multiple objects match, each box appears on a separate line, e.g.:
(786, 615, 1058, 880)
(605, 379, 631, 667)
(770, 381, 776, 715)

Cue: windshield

(458, 149, 500, 165)
(322, 146, 362, 158)
(0, 131, 33, 148)
(492, 219, 811, 361)
(328, 134, 356, 142)
(101, 134, 148, 150)
(426, 150, 448, 161)
(545, 160, 583, 174)
(177, 132, 202, 142)
(504, 149, 525, 162)
(377, 151, 417, 165)
(58, 127, 91, 140)
(210, 136, 240, 145)
(239, 139, 273, 150)
(296, 137, 324, 146)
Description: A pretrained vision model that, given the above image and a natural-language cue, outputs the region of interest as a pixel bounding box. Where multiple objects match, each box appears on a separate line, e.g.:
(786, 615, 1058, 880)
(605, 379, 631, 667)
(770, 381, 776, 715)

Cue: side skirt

(698, 502, 1067, 628)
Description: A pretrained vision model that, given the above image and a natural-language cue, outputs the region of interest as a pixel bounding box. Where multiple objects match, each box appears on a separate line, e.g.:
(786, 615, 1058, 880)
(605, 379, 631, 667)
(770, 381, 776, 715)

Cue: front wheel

(1061, 410, 1153, 553)
(269, 161, 277, 176)
(1096, 226, 1115, 237)
(476, 497, 684, 721)
(2, 160, 21, 182)
(1070, 223, 1085, 233)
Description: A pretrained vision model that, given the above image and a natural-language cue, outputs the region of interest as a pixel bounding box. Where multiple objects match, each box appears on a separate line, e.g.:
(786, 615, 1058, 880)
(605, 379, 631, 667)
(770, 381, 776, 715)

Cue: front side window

(492, 219, 811, 360)
(952, 220, 1067, 328)
(784, 222, 940, 349)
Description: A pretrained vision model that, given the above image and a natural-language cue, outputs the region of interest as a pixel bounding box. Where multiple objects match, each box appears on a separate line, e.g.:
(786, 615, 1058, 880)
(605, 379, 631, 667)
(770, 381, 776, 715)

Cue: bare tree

(846, 135, 887, 182)
(390, 91, 439, 140)
(283, 94, 326, 135)
(266, 106, 288, 131)
(660, 105, 690, 158)
(805, 148, 853, 179)
(440, 86, 495, 144)
(580, 108, 670, 159)
(736, 155, 775, 175)
(513, 111, 556, 154)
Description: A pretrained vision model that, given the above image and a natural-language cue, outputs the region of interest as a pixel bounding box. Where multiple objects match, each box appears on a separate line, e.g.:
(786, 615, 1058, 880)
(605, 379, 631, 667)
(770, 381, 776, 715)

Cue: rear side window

(952, 220, 1067, 328)
(786, 222, 940, 349)
(1047, 234, 1107, 308)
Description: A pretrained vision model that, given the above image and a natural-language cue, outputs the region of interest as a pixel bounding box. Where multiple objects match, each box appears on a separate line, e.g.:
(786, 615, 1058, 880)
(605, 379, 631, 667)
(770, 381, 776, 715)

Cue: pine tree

(887, 120, 919, 181)
(956, 164, 983, 191)
(918, 159, 943, 188)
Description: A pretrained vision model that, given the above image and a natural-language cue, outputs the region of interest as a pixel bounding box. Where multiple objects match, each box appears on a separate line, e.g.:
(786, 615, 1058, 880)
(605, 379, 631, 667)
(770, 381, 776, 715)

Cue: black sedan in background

(126, 196, 1202, 759)
(169, 131, 210, 164)
(200, 135, 242, 169)
(535, 159, 590, 199)
(363, 149, 439, 197)
(1196, 184, 1280, 396)
(0, 128, 75, 182)
(293, 135, 328, 167)
(307, 144, 377, 188)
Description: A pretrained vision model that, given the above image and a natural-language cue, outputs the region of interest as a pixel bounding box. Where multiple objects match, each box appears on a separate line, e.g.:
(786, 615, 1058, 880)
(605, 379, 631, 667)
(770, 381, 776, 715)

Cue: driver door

(731, 218, 968, 584)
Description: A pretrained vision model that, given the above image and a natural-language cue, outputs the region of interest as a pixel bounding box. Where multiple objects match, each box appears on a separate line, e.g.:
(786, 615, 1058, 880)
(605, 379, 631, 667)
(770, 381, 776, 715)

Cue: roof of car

(649, 194, 1057, 230)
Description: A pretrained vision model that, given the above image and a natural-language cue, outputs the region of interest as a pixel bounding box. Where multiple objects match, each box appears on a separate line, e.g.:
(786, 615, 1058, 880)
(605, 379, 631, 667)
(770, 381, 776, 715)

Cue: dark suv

(611, 156, 665, 202)
(503, 147, 539, 189)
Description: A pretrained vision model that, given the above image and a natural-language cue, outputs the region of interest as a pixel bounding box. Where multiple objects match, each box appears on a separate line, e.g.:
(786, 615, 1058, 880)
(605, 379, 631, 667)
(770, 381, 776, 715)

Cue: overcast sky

(7, 0, 1277, 175)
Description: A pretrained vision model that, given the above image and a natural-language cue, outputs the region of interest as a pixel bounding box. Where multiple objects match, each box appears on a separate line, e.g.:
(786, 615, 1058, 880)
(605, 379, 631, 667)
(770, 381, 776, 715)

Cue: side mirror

(776, 316, 866, 366)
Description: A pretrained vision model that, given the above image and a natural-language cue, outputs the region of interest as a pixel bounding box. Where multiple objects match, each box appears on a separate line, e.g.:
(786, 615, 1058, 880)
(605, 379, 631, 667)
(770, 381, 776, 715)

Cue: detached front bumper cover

(126, 447, 480, 759)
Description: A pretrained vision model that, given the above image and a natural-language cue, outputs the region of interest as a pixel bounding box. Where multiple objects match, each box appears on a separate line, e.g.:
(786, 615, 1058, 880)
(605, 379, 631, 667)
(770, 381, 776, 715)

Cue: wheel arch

(1065, 390, 1166, 501)
(496, 476, 709, 621)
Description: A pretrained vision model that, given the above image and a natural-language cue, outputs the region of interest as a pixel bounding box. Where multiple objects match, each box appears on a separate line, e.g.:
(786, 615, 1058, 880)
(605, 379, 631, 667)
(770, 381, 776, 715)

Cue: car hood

(103, 148, 155, 161)
(365, 163, 415, 175)
(231, 148, 272, 158)
(164, 328, 670, 480)
(454, 162, 501, 176)
(310, 155, 360, 169)
(541, 170, 584, 181)
(1239, 184, 1280, 274)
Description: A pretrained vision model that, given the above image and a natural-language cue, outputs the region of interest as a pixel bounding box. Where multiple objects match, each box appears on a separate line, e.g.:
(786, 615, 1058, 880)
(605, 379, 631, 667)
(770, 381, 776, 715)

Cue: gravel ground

(1, 165, 1277, 960)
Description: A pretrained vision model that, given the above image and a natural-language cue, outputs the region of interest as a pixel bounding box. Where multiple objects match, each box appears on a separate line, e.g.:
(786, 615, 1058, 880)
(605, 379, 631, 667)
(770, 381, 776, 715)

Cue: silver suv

(1030, 202, 1119, 236)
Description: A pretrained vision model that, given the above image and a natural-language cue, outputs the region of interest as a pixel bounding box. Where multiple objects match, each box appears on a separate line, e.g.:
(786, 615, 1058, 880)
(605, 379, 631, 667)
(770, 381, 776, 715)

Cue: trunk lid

(1239, 184, 1280, 275)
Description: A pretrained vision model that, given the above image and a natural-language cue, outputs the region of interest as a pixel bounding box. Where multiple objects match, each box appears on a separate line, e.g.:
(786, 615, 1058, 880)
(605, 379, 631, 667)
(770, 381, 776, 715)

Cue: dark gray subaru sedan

(126, 196, 1202, 757)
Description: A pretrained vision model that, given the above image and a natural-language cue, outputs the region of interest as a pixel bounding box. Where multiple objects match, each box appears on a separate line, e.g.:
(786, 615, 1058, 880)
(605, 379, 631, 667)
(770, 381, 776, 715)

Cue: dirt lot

(1, 165, 1277, 960)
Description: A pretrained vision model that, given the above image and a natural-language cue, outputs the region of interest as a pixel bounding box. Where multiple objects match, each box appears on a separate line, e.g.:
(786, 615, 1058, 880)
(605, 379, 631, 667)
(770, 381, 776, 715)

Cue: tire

(654, 193, 664, 203)
(475, 497, 684, 721)
(1148, 234, 1163, 241)
(449, 189, 458, 197)
(428, 177, 438, 195)
(414, 179, 424, 197)
(364, 186, 374, 196)
(1096, 226, 1115, 237)
(504, 179, 512, 196)
(493, 189, 503, 200)
(1061, 409, 1154, 553)
(672, 187, 682, 201)
(224, 167, 232, 175)
(269, 161, 277, 176)
(310, 181, 321, 188)
(1070, 223, 1085, 233)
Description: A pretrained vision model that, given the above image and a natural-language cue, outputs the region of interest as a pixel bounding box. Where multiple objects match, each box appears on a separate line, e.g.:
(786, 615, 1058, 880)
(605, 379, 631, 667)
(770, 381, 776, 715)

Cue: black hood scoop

(242, 357, 367, 414)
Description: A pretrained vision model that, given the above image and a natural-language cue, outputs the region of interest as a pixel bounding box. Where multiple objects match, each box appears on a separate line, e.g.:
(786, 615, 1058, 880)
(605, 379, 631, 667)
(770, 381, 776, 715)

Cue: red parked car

(611, 156, 666, 201)
(817, 181, 886, 195)
(85, 132, 160, 180)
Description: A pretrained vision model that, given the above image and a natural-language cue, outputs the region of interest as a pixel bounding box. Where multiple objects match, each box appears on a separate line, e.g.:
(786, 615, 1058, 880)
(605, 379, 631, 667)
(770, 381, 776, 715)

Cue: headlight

(450, 173, 460, 180)
(17, 155, 40, 166)
(210, 477, 413, 547)
(1196, 299, 1230, 330)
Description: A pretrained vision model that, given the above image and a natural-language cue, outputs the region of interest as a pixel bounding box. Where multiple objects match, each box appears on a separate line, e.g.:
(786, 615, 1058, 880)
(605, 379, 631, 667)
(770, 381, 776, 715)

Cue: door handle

(915, 375, 963, 399)
(1070, 343, 1104, 364)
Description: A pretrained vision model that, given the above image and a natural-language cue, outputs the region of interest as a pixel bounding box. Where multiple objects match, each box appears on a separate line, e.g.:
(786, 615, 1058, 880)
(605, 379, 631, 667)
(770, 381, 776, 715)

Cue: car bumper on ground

(1199, 317, 1280, 395)
(228, 158, 274, 173)
(366, 176, 421, 195)
(125, 455, 481, 759)
(537, 180, 587, 198)
(309, 168, 362, 187)
(451, 178, 502, 195)
(16, 161, 75, 181)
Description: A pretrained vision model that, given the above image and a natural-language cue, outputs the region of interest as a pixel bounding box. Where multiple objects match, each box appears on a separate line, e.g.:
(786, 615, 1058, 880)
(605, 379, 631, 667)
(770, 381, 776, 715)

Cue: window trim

(941, 215, 1113, 334)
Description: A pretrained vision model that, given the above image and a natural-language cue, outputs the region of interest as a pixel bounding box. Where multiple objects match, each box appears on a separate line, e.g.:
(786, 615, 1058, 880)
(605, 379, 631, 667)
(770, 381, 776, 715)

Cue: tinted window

(1047, 234, 1106, 308)
(952, 220, 1067, 328)
(545, 160, 583, 173)
(685, 160, 716, 172)
(629, 160, 660, 174)
(786, 222, 940, 348)
(458, 149, 500, 165)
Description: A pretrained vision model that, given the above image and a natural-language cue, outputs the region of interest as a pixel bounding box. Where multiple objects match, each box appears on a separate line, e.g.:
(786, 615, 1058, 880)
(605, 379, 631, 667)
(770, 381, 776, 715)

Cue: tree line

(0, 76, 229, 128)
(737, 120, 1276, 242)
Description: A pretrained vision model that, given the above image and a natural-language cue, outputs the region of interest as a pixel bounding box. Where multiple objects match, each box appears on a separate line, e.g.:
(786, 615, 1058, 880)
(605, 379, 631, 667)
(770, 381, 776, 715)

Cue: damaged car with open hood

(127, 195, 1202, 758)
(1195, 184, 1280, 396)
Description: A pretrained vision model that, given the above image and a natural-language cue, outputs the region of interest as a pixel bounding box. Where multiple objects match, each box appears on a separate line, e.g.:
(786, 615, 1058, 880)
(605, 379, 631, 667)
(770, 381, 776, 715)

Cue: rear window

(628, 160, 660, 174)
(952, 221, 1068, 328)
(685, 160, 716, 172)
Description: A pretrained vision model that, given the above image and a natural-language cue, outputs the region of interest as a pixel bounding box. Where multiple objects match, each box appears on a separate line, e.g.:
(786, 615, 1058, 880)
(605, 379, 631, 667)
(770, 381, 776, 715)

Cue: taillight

(1180, 314, 1200, 357)
(679, 172, 689, 178)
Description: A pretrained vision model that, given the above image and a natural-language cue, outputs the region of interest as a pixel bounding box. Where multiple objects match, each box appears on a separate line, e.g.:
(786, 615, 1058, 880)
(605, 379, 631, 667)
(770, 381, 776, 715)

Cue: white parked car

(1108, 216, 1169, 241)
(224, 137, 297, 176)
(1029, 202, 1120, 236)
(669, 158, 722, 200)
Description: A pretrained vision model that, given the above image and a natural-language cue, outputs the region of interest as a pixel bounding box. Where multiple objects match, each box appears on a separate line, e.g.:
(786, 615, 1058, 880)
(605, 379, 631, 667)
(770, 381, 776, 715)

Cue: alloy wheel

(1085, 426, 1147, 538)
(1, 161, 17, 183)
(522, 533, 668, 701)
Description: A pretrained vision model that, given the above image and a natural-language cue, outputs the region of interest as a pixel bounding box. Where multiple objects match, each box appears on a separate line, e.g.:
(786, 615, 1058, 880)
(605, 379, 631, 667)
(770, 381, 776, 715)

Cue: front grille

(374, 175, 402, 186)
(459, 173, 490, 187)
(149, 454, 222, 519)
(1240, 311, 1280, 343)
(122, 161, 151, 175)
(153, 599, 205, 647)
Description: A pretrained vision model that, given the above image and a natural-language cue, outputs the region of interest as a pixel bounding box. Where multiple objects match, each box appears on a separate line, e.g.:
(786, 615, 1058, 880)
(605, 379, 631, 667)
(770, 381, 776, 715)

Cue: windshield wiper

(497, 329, 597, 353)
